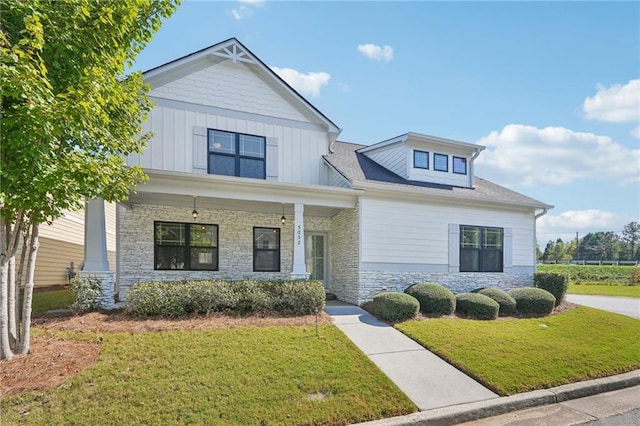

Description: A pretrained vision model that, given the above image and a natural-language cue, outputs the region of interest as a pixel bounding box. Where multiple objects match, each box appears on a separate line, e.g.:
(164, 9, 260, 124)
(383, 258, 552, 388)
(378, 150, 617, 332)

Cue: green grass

(537, 264, 637, 285)
(568, 283, 640, 298)
(31, 289, 74, 314)
(1, 325, 415, 425)
(396, 307, 640, 396)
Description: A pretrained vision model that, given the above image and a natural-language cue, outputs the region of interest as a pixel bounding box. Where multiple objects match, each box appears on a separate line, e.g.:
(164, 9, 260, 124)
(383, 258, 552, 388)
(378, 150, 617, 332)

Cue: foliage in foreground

(396, 306, 640, 395)
(477, 288, 517, 316)
(509, 287, 556, 317)
(370, 292, 419, 322)
(534, 273, 568, 306)
(455, 293, 499, 320)
(405, 282, 456, 315)
(1, 326, 416, 425)
(126, 280, 326, 317)
(70, 278, 102, 313)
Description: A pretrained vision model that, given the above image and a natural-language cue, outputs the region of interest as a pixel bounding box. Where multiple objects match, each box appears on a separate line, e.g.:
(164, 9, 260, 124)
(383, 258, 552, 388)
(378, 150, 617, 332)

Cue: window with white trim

(208, 129, 266, 179)
(460, 225, 503, 272)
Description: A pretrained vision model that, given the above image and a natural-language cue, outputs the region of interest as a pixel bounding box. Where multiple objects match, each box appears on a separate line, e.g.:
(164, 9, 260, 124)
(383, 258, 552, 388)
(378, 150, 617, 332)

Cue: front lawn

(568, 283, 640, 298)
(396, 306, 640, 395)
(1, 325, 415, 425)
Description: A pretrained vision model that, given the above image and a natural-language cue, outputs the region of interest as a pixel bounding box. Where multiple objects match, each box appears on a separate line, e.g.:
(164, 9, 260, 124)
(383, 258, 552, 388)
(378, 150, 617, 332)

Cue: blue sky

(132, 0, 640, 245)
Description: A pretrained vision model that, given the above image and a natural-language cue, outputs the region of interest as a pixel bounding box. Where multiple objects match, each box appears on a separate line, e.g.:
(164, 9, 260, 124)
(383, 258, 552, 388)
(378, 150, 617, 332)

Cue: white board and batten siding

(359, 197, 535, 269)
(406, 143, 473, 188)
(130, 60, 331, 185)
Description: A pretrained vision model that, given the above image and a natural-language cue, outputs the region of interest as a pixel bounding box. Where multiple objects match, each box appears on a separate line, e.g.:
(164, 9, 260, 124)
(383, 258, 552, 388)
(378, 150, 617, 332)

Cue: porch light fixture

(280, 203, 286, 225)
(192, 196, 198, 220)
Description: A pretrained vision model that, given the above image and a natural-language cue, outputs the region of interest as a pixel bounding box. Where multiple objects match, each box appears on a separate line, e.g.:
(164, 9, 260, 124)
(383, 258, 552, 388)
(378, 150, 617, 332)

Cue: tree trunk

(18, 222, 39, 355)
(0, 217, 13, 360)
(8, 254, 17, 346)
(14, 228, 30, 344)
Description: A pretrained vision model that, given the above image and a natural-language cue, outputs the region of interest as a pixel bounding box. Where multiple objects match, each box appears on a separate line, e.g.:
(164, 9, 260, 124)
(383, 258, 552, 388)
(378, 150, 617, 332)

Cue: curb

(355, 369, 640, 426)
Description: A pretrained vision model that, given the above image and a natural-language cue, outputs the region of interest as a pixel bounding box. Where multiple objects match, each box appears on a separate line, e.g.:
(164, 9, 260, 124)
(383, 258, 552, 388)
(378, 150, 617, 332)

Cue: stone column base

(290, 272, 311, 281)
(78, 271, 115, 310)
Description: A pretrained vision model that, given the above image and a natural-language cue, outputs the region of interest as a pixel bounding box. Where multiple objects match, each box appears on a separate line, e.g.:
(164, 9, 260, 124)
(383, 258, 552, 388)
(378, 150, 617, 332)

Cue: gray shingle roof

(324, 141, 552, 210)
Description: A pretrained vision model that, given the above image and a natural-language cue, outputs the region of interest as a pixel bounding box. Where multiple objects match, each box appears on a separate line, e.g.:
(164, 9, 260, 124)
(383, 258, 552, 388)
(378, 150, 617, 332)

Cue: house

(19, 204, 116, 289)
(84, 38, 552, 306)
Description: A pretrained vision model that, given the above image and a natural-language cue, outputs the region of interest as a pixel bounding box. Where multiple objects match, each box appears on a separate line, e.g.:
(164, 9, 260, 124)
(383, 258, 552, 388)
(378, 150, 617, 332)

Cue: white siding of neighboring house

(364, 143, 408, 178)
(406, 143, 472, 187)
(150, 61, 309, 122)
(359, 197, 535, 269)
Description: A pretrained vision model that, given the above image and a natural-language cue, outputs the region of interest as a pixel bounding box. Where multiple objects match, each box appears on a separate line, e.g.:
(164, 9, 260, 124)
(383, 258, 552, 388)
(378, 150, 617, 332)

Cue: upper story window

(453, 156, 467, 175)
(208, 129, 266, 179)
(434, 153, 448, 172)
(413, 150, 429, 169)
(460, 225, 503, 272)
(154, 222, 219, 270)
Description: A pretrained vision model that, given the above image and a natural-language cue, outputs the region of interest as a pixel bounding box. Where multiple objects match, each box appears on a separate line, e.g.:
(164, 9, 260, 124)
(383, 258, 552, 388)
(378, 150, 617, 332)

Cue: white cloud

(583, 79, 640, 123)
(357, 43, 394, 62)
(271, 66, 330, 97)
(231, 0, 265, 20)
(631, 125, 640, 139)
(537, 209, 633, 242)
(475, 124, 640, 186)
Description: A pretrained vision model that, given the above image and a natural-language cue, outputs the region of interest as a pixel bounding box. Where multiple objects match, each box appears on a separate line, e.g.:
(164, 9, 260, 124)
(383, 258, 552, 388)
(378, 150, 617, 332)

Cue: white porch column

(290, 203, 310, 280)
(80, 198, 114, 309)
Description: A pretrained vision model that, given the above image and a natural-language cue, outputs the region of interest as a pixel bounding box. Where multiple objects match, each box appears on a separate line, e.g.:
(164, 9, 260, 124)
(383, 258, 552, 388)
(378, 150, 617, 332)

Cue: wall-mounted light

(192, 196, 198, 220)
(281, 203, 286, 225)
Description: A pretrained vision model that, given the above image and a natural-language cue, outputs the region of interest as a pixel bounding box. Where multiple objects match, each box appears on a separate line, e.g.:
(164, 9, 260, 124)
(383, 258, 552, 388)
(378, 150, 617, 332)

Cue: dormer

(357, 132, 485, 188)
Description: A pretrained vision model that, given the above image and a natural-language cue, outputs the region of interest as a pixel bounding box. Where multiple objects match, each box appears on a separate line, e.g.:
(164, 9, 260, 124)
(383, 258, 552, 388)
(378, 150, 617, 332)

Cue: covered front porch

(83, 170, 362, 304)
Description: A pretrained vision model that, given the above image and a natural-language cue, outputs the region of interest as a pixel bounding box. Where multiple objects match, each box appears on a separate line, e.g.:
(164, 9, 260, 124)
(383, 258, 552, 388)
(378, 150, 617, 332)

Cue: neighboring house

(98, 38, 551, 305)
(27, 204, 116, 288)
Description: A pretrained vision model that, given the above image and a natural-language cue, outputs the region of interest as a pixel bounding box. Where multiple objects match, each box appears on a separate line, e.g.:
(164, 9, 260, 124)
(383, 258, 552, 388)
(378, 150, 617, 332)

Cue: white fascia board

(357, 134, 408, 153)
(135, 169, 362, 209)
(352, 181, 552, 211)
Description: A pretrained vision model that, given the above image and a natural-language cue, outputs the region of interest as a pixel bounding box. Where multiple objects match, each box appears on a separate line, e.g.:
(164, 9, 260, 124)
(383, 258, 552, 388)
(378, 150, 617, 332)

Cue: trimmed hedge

(370, 292, 419, 323)
(508, 287, 556, 317)
(534, 273, 568, 306)
(477, 288, 517, 316)
(127, 279, 325, 317)
(455, 293, 499, 320)
(405, 283, 456, 315)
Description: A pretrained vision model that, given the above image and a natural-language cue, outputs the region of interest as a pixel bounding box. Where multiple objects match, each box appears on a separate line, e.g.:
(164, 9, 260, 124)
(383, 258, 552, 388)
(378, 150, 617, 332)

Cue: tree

(0, 0, 180, 360)
(577, 232, 621, 261)
(622, 221, 640, 261)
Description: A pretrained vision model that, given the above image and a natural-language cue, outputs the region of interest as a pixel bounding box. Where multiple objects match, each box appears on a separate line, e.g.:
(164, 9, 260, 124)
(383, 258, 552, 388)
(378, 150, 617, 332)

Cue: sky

(132, 0, 640, 245)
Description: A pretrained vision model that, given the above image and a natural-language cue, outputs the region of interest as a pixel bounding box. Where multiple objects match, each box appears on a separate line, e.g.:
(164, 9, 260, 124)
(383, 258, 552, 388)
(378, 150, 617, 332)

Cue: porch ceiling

(125, 192, 343, 217)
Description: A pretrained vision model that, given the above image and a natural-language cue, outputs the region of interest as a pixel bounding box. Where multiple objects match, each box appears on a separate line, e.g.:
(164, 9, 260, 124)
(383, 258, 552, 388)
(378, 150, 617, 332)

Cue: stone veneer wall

(118, 203, 330, 300)
(329, 205, 360, 304)
(358, 271, 533, 304)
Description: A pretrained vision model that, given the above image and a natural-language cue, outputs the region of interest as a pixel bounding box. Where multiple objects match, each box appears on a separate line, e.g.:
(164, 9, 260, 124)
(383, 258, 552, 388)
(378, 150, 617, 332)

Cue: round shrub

(127, 281, 187, 317)
(478, 288, 517, 316)
(455, 293, 499, 320)
(271, 280, 326, 316)
(534, 273, 568, 306)
(405, 283, 456, 315)
(370, 292, 419, 322)
(508, 287, 556, 317)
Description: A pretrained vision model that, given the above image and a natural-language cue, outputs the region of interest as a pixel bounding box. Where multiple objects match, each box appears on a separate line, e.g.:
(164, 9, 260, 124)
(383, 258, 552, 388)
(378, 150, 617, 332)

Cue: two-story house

(84, 38, 552, 306)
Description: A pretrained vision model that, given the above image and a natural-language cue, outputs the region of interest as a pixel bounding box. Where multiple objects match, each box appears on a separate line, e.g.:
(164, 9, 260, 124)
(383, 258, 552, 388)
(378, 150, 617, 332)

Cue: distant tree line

(538, 221, 640, 262)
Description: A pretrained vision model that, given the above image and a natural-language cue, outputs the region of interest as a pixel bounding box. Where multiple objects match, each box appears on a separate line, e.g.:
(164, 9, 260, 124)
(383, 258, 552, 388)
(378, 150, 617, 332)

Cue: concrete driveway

(566, 294, 640, 319)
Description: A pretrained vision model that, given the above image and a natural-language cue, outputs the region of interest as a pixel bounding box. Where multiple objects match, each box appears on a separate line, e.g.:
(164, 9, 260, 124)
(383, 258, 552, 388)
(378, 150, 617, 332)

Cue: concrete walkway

(566, 294, 640, 319)
(325, 302, 498, 411)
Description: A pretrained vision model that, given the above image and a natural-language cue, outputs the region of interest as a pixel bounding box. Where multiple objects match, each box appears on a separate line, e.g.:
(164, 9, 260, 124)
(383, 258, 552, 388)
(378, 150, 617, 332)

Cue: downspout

(469, 147, 484, 188)
(533, 208, 550, 269)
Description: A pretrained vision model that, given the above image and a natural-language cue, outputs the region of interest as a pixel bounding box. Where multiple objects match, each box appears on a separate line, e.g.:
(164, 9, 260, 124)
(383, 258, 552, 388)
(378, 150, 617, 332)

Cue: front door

(305, 233, 328, 289)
